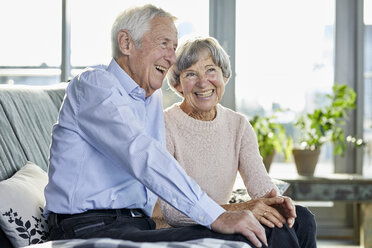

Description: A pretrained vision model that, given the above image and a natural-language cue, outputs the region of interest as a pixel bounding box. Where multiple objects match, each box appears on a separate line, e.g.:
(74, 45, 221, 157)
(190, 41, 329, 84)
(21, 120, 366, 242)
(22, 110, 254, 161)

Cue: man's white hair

(111, 4, 176, 58)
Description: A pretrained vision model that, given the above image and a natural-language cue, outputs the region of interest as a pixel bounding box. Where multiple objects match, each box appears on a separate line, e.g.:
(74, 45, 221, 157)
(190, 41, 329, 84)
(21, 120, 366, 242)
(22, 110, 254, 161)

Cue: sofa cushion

(0, 104, 27, 182)
(44, 83, 68, 110)
(0, 161, 49, 247)
(0, 84, 66, 175)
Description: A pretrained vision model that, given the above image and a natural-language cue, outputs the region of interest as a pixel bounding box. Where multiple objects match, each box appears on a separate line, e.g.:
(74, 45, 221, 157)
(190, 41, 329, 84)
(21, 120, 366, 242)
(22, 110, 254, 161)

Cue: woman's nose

(197, 73, 209, 87)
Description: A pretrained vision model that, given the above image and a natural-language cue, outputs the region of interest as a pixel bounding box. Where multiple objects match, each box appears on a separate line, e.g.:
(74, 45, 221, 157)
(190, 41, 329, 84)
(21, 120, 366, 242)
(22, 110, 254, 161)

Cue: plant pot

(292, 148, 321, 176)
(263, 152, 275, 172)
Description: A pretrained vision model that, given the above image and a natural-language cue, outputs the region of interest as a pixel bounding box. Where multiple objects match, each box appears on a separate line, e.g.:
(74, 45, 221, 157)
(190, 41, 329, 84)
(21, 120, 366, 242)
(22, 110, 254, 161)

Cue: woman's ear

(175, 83, 183, 94)
(223, 76, 229, 84)
(117, 30, 132, 55)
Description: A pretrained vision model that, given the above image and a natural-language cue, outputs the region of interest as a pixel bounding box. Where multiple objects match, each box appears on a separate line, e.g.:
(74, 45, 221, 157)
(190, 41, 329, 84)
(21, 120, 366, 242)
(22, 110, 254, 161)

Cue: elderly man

(44, 4, 300, 248)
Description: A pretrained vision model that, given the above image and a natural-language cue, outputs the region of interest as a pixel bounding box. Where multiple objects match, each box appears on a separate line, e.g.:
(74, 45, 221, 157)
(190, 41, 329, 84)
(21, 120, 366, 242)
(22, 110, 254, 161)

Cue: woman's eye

(186, 72, 196, 77)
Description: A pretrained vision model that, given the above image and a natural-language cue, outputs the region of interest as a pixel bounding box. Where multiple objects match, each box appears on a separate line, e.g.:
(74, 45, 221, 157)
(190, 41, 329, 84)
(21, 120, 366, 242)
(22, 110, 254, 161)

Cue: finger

(263, 196, 284, 206)
(265, 207, 286, 224)
(264, 210, 285, 227)
(270, 188, 278, 197)
(283, 198, 296, 218)
(259, 215, 275, 228)
(287, 217, 295, 228)
(251, 212, 268, 247)
(241, 229, 264, 248)
(263, 188, 277, 198)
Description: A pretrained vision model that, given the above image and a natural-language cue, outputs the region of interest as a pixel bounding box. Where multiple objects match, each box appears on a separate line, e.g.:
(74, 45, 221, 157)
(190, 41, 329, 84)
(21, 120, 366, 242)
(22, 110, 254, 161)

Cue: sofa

(0, 83, 259, 248)
(0, 83, 67, 248)
(0, 83, 289, 248)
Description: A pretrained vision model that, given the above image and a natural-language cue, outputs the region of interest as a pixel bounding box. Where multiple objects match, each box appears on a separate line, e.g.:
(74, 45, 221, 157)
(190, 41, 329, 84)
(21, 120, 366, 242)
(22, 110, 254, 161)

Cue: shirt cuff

(187, 193, 226, 228)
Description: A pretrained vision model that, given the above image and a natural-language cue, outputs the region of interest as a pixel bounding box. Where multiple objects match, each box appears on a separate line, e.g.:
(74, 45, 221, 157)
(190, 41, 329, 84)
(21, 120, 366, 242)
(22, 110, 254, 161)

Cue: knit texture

(159, 103, 276, 227)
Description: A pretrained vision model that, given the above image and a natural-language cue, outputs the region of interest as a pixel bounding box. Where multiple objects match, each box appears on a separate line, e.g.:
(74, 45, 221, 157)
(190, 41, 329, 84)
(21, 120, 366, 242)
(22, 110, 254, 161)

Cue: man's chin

(151, 81, 164, 91)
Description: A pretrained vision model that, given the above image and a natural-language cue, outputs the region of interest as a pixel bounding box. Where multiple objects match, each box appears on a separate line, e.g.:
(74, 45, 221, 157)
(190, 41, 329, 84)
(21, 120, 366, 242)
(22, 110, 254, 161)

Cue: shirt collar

(107, 58, 145, 99)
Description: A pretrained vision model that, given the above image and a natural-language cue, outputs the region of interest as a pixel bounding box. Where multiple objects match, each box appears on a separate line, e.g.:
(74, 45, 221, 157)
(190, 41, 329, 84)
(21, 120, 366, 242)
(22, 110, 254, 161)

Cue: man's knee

(295, 205, 317, 232)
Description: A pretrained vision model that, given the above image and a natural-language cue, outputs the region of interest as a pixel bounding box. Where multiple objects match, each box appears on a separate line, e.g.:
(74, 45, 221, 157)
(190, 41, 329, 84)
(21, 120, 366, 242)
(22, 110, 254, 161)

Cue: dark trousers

(48, 205, 316, 248)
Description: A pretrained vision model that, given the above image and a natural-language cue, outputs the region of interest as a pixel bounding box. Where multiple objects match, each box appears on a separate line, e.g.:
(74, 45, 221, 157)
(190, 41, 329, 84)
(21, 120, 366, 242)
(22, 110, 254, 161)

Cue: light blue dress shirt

(44, 59, 225, 227)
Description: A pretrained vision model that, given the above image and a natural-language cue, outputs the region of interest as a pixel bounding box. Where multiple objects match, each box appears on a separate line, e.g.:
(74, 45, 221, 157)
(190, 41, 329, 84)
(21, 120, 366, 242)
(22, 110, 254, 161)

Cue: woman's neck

(179, 101, 217, 121)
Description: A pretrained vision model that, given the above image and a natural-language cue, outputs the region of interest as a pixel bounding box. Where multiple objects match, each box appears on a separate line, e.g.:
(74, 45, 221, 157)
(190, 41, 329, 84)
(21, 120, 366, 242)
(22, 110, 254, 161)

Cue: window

(364, 0, 372, 176)
(70, 0, 208, 68)
(0, 0, 61, 85)
(69, 0, 209, 108)
(235, 0, 335, 176)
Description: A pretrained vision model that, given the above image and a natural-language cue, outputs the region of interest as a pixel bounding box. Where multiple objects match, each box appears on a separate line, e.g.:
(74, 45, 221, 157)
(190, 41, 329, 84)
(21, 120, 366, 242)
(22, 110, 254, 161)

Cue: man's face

(127, 16, 178, 97)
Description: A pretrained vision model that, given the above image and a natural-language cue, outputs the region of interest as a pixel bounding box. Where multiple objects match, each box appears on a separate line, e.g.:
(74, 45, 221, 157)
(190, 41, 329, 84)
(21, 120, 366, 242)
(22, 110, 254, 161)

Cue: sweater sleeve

(238, 119, 279, 198)
(158, 198, 198, 227)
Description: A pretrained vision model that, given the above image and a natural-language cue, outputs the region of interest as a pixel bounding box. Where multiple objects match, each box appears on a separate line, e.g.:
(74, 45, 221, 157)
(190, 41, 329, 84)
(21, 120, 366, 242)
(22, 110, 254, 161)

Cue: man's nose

(166, 48, 176, 65)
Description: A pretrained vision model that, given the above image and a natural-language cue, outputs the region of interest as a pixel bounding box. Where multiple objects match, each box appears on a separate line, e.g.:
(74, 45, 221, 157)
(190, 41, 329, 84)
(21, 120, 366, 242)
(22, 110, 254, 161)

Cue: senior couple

(44, 4, 316, 248)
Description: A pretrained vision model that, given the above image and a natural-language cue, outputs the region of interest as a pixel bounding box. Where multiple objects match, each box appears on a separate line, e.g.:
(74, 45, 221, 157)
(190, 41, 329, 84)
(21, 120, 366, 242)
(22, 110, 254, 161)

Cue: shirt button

(172, 198, 177, 203)
(199, 216, 204, 221)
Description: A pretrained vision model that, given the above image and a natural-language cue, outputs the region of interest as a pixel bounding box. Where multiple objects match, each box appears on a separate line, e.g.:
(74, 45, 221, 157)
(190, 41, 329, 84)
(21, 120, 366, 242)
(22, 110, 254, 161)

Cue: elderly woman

(158, 37, 316, 248)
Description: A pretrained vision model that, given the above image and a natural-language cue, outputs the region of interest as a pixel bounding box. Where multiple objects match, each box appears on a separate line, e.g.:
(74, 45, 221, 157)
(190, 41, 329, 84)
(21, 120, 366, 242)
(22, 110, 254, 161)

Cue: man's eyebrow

(161, 37, 177, 45)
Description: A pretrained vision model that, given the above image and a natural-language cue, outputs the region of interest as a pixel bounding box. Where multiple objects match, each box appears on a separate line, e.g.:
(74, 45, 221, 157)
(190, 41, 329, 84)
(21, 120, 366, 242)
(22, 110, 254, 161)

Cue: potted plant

(293, 83, 364, 175)
(250, 112, 293, 172)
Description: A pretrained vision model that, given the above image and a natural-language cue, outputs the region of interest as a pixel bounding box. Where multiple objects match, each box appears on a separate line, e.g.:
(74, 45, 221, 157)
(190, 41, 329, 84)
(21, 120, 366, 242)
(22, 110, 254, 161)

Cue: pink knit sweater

(159, 103, 276, 227)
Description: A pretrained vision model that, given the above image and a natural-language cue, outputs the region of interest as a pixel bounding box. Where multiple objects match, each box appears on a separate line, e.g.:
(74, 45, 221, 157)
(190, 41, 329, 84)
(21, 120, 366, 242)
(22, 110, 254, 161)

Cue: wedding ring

(263, 211, 267, 216)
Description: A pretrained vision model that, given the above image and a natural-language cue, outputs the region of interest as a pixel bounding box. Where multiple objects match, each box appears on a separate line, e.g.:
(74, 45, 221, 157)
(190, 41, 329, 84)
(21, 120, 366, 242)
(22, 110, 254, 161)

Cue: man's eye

(161, 41, 167, 48)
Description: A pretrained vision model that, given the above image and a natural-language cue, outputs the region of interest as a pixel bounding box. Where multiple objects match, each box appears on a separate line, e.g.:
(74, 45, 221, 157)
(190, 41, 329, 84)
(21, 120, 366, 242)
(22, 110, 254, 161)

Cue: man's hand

(211, 210, 268, 248)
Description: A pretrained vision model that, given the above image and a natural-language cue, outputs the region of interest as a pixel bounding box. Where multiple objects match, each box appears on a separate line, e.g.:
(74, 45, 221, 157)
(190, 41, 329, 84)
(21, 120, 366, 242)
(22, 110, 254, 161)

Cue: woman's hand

(265, 189, 296, 228)
(222, 189, 296, 228)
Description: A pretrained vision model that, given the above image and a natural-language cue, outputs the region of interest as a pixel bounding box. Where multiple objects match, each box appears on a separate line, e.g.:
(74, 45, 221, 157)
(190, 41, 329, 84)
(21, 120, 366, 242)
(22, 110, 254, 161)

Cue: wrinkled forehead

(148, 16, 178, 40)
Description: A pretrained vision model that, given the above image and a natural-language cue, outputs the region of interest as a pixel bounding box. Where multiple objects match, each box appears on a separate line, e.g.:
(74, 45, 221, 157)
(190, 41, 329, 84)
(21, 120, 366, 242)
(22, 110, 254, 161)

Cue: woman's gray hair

(167, 37, 232, 96)
(111, 4, 176, 59)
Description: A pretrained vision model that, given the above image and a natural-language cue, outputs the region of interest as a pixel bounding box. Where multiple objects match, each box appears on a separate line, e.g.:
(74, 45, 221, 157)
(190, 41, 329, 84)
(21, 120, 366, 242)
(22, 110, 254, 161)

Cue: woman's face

(177, 51, 227, 113)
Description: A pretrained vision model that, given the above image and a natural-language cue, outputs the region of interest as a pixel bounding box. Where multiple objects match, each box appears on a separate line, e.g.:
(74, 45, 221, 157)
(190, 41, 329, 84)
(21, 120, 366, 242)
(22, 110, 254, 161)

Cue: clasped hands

(246, 188, 296, 229)
(211, 189, 296, 247)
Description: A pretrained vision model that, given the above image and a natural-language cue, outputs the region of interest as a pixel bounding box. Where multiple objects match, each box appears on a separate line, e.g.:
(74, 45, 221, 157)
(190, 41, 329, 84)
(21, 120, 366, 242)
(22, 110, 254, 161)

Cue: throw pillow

(0, 161, 49, 247)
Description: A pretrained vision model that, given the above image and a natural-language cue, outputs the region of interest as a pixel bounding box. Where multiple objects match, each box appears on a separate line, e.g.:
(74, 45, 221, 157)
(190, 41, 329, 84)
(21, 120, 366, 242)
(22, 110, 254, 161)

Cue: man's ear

(117, 30, 133, 55)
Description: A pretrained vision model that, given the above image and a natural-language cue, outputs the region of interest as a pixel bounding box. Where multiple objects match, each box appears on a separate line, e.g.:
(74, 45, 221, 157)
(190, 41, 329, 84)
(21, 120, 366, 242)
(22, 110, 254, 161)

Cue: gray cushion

(0, 84, 67, 181)
(0, 104, 27, 181)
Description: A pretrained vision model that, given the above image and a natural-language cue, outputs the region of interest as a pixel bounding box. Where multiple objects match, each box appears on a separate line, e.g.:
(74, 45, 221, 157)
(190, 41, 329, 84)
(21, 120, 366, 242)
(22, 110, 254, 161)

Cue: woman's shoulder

(164, 103, 182, 121)
(217, 104, 250, 126)
(164, 102, 186, 129)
